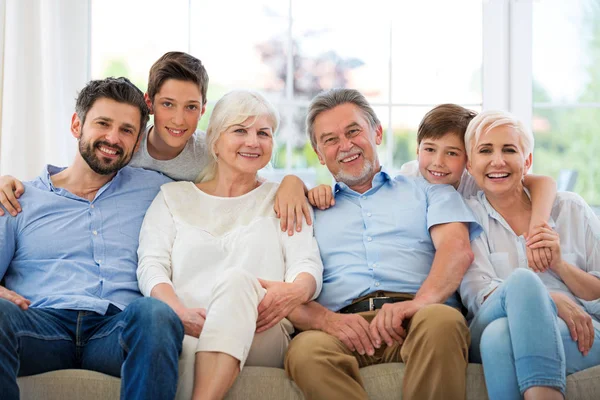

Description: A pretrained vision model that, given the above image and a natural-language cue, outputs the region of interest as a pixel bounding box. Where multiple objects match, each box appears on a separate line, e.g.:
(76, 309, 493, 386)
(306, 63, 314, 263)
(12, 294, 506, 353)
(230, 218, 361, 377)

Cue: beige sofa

(17, 363, 600, 399)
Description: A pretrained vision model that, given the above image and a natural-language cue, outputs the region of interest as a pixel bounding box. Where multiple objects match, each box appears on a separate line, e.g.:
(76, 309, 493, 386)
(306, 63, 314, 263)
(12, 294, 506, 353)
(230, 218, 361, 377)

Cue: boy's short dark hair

(75, 77, 149, 136)
(417, 104, 477, 145)
(147, 52, 209, 106)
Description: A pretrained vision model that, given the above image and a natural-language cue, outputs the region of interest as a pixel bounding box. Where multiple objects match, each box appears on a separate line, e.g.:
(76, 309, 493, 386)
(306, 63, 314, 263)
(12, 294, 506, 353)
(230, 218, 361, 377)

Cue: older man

(0, 77, 183, 400)
(285, 89, 481, 400)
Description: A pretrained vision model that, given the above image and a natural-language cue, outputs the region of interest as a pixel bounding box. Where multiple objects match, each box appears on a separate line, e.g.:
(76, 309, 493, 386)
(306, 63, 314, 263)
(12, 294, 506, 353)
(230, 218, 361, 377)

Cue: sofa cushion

(17, 363, 600, 400)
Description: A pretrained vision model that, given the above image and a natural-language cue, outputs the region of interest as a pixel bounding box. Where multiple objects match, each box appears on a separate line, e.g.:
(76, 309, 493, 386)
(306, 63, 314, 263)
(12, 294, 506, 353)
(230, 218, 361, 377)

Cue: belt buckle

(369, 297, 374, 311)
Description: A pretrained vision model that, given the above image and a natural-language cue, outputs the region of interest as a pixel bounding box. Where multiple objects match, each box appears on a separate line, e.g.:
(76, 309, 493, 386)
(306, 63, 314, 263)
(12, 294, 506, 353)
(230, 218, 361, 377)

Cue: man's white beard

(334, 158, 375, 187)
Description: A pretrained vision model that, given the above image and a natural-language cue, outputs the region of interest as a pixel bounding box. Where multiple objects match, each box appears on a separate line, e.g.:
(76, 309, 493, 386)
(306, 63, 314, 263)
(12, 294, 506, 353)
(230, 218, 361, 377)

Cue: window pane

(391, 0, 482, 104)
(190, 0, 289, 103)
(533, 0, 600, 205)
(533, 107, 600, 204)
(533, 0, 600, 103)
(91, 0, 189, 91)
(292, 0, 390, 103)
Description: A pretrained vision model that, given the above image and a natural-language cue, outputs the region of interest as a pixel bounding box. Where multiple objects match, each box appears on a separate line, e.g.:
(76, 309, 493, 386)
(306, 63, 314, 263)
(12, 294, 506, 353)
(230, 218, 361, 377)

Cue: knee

(480, 318, 512, 361)
(212, 268, 260, 295)
(125, 297, 183, 339)
(505, 269, 544, 294)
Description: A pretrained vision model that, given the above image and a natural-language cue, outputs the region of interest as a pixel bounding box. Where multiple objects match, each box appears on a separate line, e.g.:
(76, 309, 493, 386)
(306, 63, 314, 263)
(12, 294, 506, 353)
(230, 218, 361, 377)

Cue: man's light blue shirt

(314, 168, 482, 312)
(0, 165, 172, 315)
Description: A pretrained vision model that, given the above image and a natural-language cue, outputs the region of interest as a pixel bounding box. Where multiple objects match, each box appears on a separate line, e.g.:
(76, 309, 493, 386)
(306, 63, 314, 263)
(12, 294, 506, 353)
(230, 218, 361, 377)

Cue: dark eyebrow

(94, 116, 113, 123)
(121, 122, 137, 131)
(445, 146, 464, 152)
(345, 122, 361, 130)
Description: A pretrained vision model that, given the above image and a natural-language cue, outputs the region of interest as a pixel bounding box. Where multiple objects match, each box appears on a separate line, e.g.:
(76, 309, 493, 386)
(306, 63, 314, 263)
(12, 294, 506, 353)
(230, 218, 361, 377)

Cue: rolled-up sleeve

(424, 182, 482, 241)
(280, 206, 323, 300)
(137, 190, 177, 297)
(579, 204, 600, 318)
(460, 232, 504, 319)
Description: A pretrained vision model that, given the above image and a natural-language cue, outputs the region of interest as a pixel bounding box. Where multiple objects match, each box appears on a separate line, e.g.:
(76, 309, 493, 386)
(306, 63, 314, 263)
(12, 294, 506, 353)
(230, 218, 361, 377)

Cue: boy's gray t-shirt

(129, 128, 209, 182)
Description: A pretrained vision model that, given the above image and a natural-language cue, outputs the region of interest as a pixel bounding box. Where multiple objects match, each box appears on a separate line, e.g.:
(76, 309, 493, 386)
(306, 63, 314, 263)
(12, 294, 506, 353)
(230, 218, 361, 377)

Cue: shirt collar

(333, 166, 392, 197)
(478, 187, 556, 230)
(40, 165, 67, 192)
(39, 164, 125, 201)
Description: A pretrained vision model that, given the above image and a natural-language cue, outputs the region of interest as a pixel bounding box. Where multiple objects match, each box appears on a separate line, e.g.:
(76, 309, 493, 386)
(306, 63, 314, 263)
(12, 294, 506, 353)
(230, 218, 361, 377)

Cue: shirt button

(367, 212, 372, 217)
(90, 204, 95, 209)
(374, 282, 380, 287)
(361, 196, 367, 200)
(97, 260, 102, 264)
(372, 263, 377, 268)
(92, 230, 98, 235)
(367, 236, 372, 242)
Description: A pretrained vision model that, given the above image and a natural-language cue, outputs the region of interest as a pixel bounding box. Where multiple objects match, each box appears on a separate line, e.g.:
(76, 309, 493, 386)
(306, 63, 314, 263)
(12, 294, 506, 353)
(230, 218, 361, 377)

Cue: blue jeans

(469, 268, 600, 400)
(0, 297, 184, 400)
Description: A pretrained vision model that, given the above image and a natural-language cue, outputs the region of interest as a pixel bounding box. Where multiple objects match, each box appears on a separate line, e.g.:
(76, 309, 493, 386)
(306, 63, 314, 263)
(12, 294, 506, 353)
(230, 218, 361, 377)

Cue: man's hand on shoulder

(321, 310, 376, 356)
(369, 300, 426, 347)
(0, 286, 31, 310)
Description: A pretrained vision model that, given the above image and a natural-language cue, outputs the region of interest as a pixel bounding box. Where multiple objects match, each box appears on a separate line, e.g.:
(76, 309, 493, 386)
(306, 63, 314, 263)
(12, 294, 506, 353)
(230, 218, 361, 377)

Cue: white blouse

(460, 190, 600, 321)
(137, 181, 323, 309)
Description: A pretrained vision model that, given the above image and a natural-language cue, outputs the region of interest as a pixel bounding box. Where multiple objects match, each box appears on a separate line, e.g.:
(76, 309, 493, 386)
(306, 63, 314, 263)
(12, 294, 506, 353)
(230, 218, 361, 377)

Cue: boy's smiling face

(417, 132, 467, 189)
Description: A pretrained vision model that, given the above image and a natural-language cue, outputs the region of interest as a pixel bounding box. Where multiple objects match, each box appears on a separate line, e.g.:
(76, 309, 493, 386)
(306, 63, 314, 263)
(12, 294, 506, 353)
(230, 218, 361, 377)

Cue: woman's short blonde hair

(196, 90, 280, 182)
(464, 110, 534, 158)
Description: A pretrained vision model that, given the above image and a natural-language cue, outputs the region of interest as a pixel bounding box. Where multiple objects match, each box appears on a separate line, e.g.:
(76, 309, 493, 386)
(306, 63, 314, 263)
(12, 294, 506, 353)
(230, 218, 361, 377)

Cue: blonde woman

(137, 90, 323, 400)
(460, 110, 600, 400)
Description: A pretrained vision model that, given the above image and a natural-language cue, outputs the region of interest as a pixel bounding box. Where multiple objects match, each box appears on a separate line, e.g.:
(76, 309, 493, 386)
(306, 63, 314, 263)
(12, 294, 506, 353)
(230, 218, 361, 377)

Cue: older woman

(459, 110, 600, 400)
(136, 90, 323, 400)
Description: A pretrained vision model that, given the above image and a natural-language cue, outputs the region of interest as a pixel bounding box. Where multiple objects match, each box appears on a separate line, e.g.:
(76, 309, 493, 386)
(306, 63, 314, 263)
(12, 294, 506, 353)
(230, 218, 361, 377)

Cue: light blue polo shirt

(314, 168, 481, 312)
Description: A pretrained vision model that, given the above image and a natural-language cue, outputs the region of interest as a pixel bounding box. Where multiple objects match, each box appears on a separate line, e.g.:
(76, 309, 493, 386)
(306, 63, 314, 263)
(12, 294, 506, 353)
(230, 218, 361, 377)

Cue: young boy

(0, 52, 311, 233)
(307, 103, 557, 270)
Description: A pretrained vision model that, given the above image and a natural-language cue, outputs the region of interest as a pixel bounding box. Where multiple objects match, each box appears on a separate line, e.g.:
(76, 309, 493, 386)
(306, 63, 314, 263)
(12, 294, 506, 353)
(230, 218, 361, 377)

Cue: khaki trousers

(285, 303, 470, 400)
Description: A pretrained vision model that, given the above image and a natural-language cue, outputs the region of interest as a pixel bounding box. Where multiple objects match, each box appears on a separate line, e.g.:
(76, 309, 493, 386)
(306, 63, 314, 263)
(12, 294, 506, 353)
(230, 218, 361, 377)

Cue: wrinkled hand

(307, 185, 335, 210)
(256, 279, 308, 333)
(0, 286, 31, 310)
(322, 311, 376, 356)
(177, 307, 207, 338)
(369, 300, 424, 348)
(552, 293, 594, 355)
(526, 223, 562, 272)
(0, 175, 24, 217)
(274, 176, 312, 236)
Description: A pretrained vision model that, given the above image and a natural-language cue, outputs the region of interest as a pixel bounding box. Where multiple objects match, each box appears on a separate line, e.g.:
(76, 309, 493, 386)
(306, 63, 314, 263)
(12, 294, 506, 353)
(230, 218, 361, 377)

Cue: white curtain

(0, 0, 90, 179)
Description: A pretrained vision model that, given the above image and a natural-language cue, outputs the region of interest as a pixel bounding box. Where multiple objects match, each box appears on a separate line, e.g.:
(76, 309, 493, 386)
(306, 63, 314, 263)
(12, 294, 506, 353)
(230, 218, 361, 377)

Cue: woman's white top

(399, 160, 478, 197)
(137, 181, 323, 309)
(459, 190, 600, 321)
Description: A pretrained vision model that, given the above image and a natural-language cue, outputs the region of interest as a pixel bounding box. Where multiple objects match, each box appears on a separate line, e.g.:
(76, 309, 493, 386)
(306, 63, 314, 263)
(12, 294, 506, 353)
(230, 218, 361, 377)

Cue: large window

(92, 0, 482, 186)
(532, 0, 600, 204)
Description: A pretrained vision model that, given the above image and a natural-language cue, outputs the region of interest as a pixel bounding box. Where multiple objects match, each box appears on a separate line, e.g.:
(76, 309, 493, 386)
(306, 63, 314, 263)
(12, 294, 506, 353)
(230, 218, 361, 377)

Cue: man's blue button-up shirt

(0, 165, 172, 315)
(314, 169, 482, 312)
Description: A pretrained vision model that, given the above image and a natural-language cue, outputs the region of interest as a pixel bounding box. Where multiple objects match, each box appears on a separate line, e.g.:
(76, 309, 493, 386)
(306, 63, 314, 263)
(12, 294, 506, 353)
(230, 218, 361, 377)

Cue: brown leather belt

(338, 296, 409, 314)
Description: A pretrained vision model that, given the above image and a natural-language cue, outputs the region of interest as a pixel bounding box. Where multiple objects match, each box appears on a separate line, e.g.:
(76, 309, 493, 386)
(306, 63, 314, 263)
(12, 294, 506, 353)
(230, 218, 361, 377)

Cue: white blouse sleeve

(578, 201, 600, 317)
(459, 231, 504, 319)
(280, 206, 323, 300)
(137, 190, 177, 297)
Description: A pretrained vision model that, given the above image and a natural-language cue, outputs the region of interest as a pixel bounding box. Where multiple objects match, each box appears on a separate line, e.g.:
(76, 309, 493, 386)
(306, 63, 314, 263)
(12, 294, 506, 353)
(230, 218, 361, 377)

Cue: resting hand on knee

(552, 292, 594, 356)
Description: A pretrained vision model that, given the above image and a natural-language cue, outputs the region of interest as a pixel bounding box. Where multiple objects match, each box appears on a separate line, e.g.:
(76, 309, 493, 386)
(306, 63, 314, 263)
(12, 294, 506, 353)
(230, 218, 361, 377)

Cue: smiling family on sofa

(1, 51, 600, 400)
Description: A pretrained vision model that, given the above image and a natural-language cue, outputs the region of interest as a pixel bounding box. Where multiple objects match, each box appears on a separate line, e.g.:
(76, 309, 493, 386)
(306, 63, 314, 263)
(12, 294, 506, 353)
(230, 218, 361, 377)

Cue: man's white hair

(464, 110, 534, 158)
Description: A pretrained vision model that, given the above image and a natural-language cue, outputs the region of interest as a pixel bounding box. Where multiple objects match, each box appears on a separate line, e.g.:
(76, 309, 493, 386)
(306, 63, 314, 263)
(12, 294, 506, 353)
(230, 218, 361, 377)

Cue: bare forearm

(150, 283, 186, 314)
(292, 272, 317, 303)
(555, 261, 600, 301)
(287, 300, 329, 331)
(524, 174, 556, 229)
(415, 243, 474, 304)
